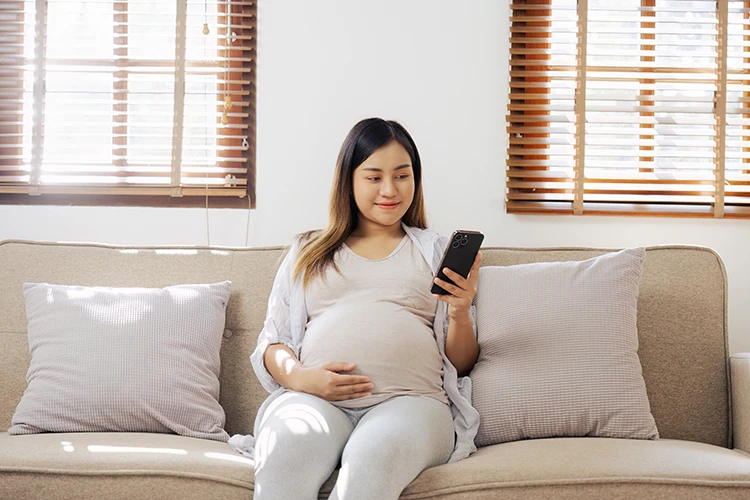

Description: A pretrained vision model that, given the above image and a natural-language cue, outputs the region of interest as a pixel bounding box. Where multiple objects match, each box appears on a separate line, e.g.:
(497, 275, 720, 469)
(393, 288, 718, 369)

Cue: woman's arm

(445, 314, 480, 377)
(250, 239, 299, 393)
(433, 252, 482, 377)
(263, 343, 307, 391)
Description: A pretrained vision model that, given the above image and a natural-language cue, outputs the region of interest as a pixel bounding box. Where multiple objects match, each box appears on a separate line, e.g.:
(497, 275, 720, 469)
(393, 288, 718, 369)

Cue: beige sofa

(1, 239, 750, 499)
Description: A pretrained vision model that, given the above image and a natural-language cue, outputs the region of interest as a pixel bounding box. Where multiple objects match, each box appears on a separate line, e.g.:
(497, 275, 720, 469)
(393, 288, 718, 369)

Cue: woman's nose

(380, 180, 396, 196)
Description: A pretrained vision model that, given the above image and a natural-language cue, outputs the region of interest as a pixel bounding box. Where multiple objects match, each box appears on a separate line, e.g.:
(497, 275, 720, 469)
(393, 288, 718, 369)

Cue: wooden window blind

(0, 0, 256, 208)
(508, 0, 750, 217)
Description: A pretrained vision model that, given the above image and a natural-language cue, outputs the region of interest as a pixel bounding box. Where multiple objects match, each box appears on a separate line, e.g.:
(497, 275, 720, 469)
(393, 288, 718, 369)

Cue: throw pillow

(471, 248, 658, 446)
(9, 281, 232, 441)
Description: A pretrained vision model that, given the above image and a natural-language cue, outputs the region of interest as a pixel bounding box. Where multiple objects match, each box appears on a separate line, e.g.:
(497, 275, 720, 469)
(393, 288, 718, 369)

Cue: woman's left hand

(433, 252, 481, 320)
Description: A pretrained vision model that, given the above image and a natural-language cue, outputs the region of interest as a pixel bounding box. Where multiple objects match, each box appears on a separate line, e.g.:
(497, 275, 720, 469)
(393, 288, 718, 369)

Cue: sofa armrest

(731, 353, 750, 454)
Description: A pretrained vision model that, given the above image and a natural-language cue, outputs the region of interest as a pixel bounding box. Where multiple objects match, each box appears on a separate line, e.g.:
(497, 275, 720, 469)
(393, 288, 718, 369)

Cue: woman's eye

(396, 174, 410, 180)
(367, 177, 380, 182)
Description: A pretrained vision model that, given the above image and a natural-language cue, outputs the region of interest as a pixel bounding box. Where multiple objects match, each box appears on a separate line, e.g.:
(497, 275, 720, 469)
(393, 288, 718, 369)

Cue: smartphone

(431, 230, 484, 295)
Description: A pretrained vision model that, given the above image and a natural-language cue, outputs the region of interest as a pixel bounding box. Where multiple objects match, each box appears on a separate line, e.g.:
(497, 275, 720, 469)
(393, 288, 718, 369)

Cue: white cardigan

(229, 223, 480, 463)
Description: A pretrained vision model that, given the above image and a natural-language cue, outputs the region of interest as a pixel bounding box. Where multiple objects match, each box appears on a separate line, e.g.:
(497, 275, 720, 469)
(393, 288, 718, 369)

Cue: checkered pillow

(471, 248, 658, 446)
(9, 281, 231, 441)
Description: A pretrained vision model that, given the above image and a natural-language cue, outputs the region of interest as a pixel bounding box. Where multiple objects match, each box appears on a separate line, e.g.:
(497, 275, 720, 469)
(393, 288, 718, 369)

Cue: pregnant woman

(238, 117, 481, 500)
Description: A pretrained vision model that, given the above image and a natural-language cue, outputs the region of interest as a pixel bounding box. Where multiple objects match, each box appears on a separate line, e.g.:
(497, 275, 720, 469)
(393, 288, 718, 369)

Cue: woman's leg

(328, 396, 455, 500)
(254, 392, 354, 500)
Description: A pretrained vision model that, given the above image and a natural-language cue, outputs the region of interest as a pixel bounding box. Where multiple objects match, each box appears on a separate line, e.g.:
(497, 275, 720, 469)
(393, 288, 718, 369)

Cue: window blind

(508, 0, 750, 217)
(0, 0, 256, 208)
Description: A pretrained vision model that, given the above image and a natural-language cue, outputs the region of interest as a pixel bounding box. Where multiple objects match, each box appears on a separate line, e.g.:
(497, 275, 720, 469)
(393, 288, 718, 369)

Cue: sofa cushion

(4, 433, 748, 500)
(9, 282, 231, 441)
(471, 248, 658, 446)
(399, 438, 750, 499)
(0, 431, 252, 500)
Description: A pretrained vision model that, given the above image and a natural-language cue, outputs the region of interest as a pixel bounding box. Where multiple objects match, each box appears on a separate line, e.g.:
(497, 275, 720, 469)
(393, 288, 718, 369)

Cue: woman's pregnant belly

(299, 302, 446, 408)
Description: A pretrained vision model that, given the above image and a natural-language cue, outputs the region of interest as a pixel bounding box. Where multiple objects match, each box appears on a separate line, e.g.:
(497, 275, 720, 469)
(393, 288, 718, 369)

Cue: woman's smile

(375, 202, 400, 210)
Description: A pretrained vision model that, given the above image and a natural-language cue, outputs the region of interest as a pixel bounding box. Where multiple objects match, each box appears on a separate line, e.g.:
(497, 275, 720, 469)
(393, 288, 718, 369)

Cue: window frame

(0, 0, 256, 209)
(507, 0, 750, 218)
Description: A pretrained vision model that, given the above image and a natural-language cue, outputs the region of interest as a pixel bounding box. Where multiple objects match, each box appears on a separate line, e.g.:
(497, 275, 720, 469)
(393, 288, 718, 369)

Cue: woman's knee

(255, 392, 353, 468)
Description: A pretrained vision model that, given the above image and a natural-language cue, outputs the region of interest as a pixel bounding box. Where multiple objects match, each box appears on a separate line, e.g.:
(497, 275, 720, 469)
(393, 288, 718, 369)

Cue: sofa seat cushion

(0, 431, 252, 500)
(4, 433, 750, 499)
(396, 437, 750, 499)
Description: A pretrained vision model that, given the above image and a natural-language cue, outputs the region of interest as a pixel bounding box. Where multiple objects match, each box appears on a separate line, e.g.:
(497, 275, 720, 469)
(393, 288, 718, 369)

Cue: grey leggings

(253, 392, 455, 500)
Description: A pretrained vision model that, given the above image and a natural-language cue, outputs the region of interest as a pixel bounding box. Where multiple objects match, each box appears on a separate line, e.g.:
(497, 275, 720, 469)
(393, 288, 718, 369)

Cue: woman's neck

(345, 220, 407, 260)
(349, 219, 405, 240)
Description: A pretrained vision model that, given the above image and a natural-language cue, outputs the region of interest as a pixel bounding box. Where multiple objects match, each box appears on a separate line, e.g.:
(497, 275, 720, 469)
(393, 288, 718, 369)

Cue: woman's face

(351, 141, 415, 232)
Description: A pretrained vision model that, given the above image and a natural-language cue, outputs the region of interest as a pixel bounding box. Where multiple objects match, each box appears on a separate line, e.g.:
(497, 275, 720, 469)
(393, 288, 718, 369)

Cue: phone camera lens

(454, 234, 462, 241)
(460, 239, 467, 246)
(451, 241, 460, 248)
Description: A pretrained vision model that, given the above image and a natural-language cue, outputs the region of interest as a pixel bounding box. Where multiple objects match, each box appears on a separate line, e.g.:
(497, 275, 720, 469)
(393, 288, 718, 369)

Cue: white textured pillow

(472, 248, 658, 447)
(10, 281, 231, 441)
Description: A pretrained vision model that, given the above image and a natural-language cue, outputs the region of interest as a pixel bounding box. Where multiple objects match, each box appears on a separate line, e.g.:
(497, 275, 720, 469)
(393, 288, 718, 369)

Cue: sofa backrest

(0, 241, 730, 448)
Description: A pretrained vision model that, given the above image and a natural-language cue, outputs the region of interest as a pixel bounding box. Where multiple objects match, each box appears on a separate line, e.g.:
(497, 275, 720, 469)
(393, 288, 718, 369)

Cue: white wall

(1, 0, 748, 353)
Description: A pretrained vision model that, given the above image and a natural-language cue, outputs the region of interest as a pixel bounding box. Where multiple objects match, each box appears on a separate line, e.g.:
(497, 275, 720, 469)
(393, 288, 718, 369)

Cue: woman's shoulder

(404, 225, 448, 250)
(296, 229, 322, 242)
(287, 229, 322, 252)
(404, 224, 438, 239)
(274, 230, 322, 271)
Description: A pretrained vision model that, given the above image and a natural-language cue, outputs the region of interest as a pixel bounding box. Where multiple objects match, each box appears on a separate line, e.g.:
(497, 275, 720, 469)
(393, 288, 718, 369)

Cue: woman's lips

(375, 203, 399, 210)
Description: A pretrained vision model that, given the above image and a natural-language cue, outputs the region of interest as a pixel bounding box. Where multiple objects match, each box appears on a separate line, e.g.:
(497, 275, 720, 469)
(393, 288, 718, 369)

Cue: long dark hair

(293, 118, 428, 287)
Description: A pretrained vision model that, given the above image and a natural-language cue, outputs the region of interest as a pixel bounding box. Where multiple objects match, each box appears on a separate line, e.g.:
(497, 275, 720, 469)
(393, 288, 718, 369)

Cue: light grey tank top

(301, 235, 448, 408)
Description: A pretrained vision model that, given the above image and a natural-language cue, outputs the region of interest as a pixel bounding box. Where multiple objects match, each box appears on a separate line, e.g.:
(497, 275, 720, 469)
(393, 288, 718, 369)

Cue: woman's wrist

(448, 307, 472, 323)
(287, 365, 308, 393)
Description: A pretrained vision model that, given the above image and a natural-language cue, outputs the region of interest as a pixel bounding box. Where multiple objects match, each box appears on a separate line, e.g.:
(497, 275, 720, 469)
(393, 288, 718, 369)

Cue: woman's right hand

(295, 362, 374, 401)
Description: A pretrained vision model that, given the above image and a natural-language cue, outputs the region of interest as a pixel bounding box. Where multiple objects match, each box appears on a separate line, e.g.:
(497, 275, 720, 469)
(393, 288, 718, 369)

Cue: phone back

(431, 230, 484, 295)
